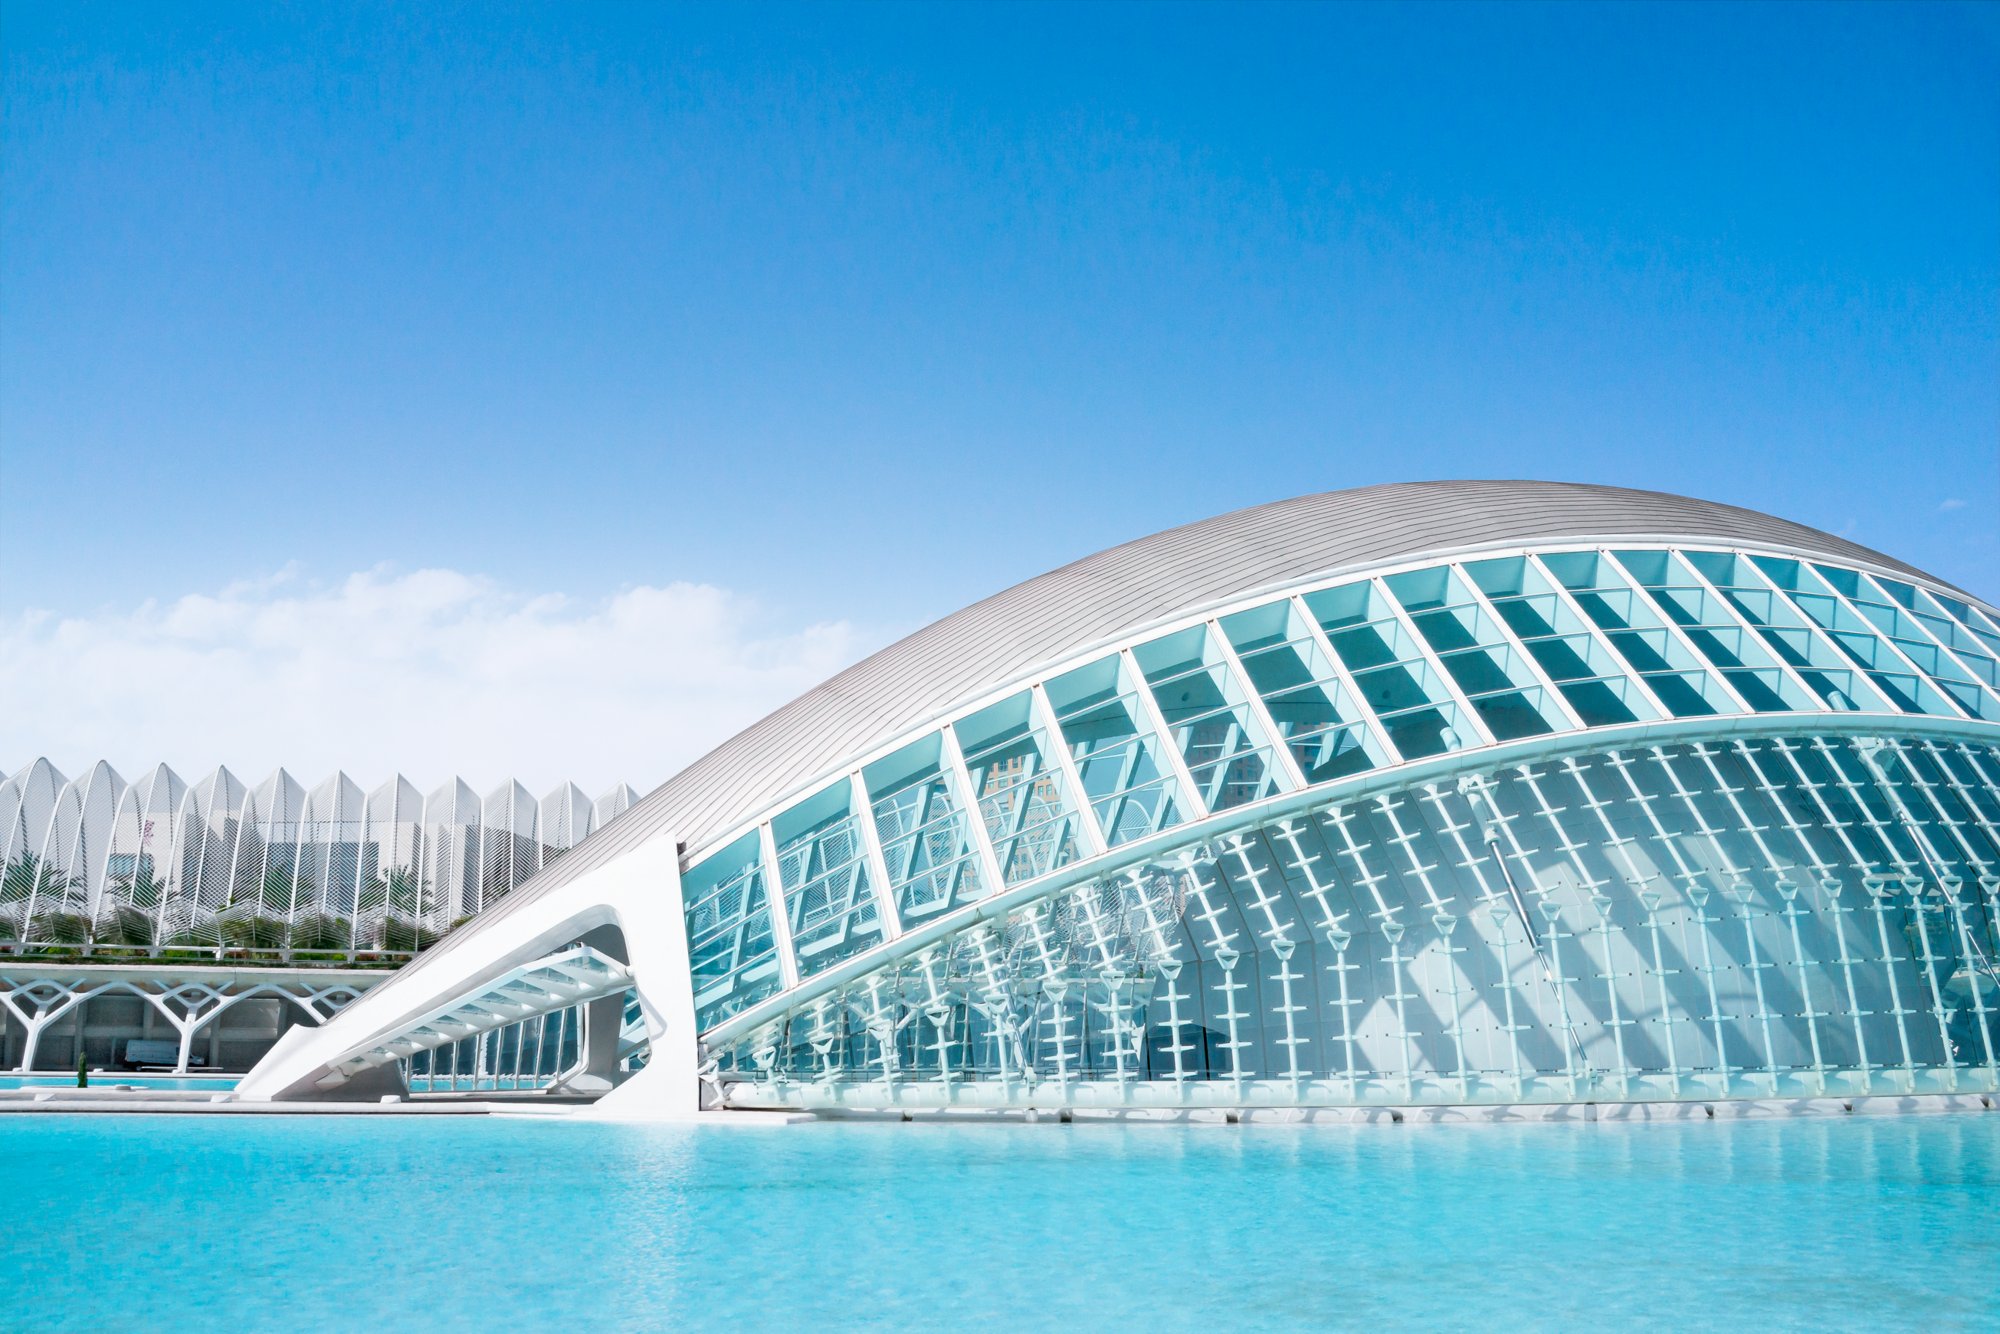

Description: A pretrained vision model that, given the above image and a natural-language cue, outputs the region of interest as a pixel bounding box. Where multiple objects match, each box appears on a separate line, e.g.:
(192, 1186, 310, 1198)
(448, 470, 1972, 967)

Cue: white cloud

(0, 567, 879, 797)
(1938, 498, 1968, 512)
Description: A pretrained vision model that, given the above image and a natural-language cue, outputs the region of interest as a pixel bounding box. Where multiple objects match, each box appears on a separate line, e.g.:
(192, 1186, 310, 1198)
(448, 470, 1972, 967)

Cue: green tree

(97, 904, 155, 947)
(361, 865, 436, 951)
(252, 864, 307, 916)
(3, 852, 79, 939)
(289, 912, 352, 953)
(217, 910, 287, 951)
(28, 908, 92, 946)
(6, 852, 87, 948)
(112, 859, 168, 910)
(216, 864, 315, 954)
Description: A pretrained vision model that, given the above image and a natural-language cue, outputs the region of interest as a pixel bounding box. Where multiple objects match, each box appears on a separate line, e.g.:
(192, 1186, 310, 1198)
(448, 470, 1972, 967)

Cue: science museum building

(21, 481, 2000, 1117)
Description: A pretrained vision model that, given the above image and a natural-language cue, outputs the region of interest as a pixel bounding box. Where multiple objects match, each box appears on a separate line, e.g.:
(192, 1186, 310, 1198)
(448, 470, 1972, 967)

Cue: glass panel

(1612, 549, 1816, 714)
(1554, 673, 1656, 727)
(1467, 685, 1561, 741)
(1928, 589, 2000, 657)
(1220, 600, 1389, 784)
(772, 783, 882, 978)
(1882, 580, 2000, 688)
(711, 732, 2000, 1106)
(1834, 571, 2000, 722)
(1747, 556, 1957, 716)
(1520, 633, 1617, 683)
(1376, 706, 1468, 759)
(954, 692, 1083, 884)
(864, 734, 987, 926)
(1537, 552, 1741, 719)
(1461, 554, 1532, 598)
(1134, 624, 1292, 811)
(1045, 655, 1184, 847)
(1469, 556, 1661, 727)
(1302, 579, 1482, 757)
(681, 834, 779, 1031)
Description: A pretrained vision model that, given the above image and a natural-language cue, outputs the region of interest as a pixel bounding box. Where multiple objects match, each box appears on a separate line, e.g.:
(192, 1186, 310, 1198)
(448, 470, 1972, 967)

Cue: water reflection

(2, 1113, 1992, 1330)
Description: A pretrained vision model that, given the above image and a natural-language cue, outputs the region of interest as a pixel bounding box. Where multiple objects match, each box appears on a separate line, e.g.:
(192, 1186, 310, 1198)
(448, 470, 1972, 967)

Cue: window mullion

(1205, 618, 1309, 790)
(1451, 564, 1586, 731)
(1289, 594, 1399, 761)
(1370, 574, 1498, 748)
(1120, 647, 1212, 822)
(938, 724, 1010, 899)
(849, 770, 904, 942)
(1031, 682, 1109, 857)
(1609, 551, 1759, 715)
(1526, 553, 1676, 721)
(756, 821, 801, 990)
(1814, 576, 1983, 720)
(1900, 583, 2000, 709)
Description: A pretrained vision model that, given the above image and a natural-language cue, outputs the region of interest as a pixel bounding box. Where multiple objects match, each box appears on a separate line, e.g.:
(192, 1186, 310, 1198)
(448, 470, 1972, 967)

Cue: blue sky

(2, 2, 1996, 788)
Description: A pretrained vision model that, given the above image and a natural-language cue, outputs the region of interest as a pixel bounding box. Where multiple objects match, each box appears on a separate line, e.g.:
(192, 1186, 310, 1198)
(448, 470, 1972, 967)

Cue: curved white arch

(232, 490, 2000, 1114)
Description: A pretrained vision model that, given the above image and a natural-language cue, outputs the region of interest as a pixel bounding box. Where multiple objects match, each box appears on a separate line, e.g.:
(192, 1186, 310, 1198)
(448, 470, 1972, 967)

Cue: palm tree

(218, 911, 287, 951)
(100, 860, 168, 950)
(377, 915, 442, 952)
(362, 865, 434, 952)
(217, 865, 310, 955)
(28, 907, 92, 947)
(4, 852, 82, 949)
(97, 904, 155, 947)
(109, 859, 169, 910)
(289, 911, 352, 953)
(256, 864, 304, 915)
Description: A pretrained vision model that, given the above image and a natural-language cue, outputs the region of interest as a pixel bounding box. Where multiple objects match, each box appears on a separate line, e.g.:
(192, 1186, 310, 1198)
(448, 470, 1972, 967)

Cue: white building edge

(224, 481, 2000, 1118)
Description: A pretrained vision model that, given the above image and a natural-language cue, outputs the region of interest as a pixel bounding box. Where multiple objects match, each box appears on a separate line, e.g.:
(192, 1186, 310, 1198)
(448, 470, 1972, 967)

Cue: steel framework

(0, 763, 636, 960)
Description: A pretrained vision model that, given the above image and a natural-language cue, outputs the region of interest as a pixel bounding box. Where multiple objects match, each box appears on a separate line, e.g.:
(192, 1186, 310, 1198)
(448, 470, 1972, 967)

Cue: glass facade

(865, 736, 987, 927)
(660, 543, 2000, 1110)
(682, 834, 779, 1031)
(719, 733, 2000, 1109)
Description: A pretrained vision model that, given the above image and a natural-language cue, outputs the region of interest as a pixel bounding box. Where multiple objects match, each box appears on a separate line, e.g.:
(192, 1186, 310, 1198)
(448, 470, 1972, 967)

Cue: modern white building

(197, 483, 2000, 1114)
(0, 763, 635, 1074)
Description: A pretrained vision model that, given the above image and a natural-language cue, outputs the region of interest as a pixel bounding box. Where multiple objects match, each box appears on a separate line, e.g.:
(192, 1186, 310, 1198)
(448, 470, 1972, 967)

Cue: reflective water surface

(6, 1112, 1994, 1331)
(0, 1074, 237, 1091)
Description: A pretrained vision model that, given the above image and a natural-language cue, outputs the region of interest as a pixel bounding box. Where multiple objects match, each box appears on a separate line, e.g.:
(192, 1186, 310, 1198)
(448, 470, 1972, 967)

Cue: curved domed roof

(488, 480, 1966, 917)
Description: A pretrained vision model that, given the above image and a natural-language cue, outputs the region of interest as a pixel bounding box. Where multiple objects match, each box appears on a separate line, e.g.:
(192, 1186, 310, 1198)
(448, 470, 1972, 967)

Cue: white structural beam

(321, 944, 632, 1080)
(1031, 681, 1110, 858)
(1120, 647, 1214, 821)
(758, 821, 803, 990)
(850, 770, 905, 942)
(1289, 594, 1400, 763)
(1370, 574, 1499, 749)
(1672, 556, 1824, 714)
(234, 831, 704, 1119)
(1526, 554, 1677, 722)
(939, 721, 1012, 902)
(1204, 619, 1310, 792)
(1450, 564, 1587, 733)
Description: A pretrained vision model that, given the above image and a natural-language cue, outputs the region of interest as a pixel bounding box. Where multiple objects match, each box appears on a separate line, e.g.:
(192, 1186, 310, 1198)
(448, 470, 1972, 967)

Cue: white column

(850, 770, 904, 942)
(758, 822, 802, 990)
(1203, 621, 1309, 791)
(1031, 682, 1109, 858)
(1120, 648, 1211, 821)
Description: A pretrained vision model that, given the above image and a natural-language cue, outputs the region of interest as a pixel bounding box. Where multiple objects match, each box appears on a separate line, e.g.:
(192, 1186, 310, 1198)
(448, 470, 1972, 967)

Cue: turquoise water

(4, 1114, 1994, 1331)
(0, 1074, 237, 1091)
